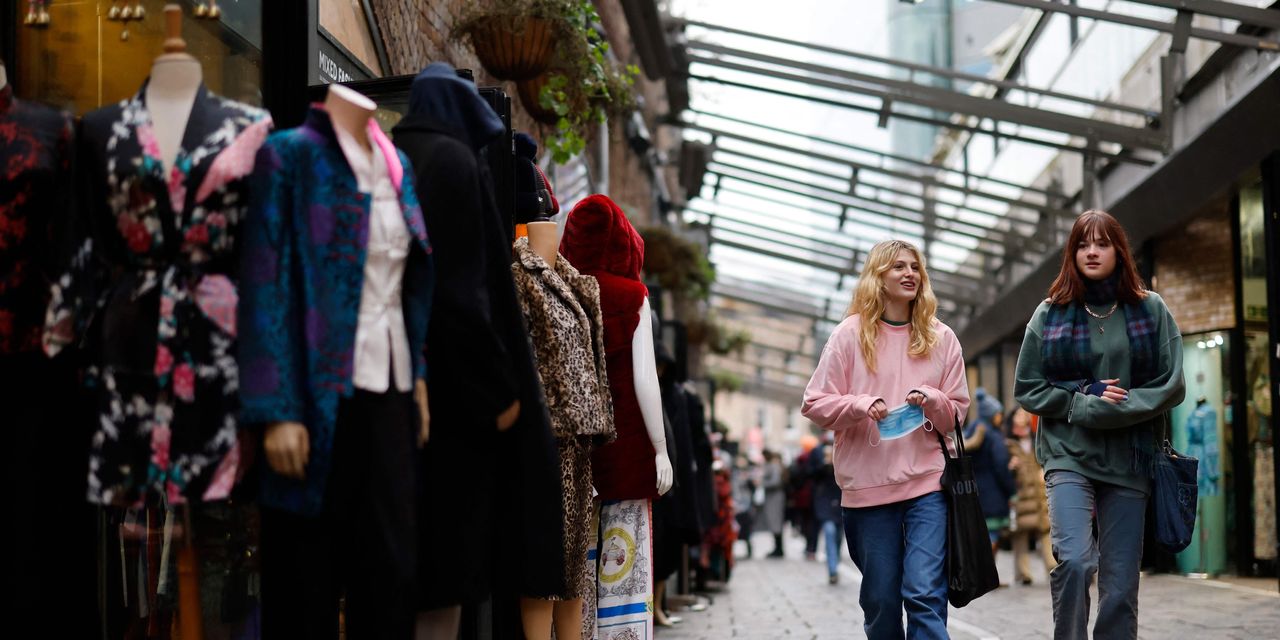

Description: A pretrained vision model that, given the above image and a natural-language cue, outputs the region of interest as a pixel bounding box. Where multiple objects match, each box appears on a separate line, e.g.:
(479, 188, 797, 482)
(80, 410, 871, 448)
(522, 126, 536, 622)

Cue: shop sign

(316, 33, 372, 85)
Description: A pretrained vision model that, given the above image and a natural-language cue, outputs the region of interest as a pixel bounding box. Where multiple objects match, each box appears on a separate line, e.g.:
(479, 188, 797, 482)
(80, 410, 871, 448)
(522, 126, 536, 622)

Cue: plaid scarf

(1041, 275, 1159, 388)
(1041, 276, 1162, 476)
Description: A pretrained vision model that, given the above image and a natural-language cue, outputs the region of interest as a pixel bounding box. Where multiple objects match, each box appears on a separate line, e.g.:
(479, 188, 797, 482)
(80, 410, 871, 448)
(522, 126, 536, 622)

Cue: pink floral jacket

(45, 82, 271, 506)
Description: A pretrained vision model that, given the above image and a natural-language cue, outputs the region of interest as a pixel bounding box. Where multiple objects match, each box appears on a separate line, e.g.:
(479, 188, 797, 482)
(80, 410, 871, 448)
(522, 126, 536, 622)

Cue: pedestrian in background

(731, 454, 757, 559)
(759, 450, 787, 558)
(802, 239, 970, 639)
(1015, 210, 1185, 639)
(964, 388, 1017, 564)
(1005, 406, 1057, 585)
(789, 446, 820, 560)
(812, 441, 844, 585)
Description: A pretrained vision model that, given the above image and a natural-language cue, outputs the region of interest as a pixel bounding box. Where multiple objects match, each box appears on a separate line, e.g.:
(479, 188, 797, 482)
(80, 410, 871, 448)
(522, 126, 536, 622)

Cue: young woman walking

(1015, 210, 1185, 639)
(802, 239, 970, 639)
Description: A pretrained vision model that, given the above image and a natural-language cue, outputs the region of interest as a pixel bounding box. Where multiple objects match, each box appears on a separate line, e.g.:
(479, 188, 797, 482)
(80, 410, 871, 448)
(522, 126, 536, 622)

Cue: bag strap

(934, 411, 966, 460)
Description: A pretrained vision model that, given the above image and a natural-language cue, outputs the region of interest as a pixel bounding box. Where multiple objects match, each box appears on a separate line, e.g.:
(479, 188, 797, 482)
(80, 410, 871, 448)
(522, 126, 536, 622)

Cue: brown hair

(1047, 209, 1147, 305)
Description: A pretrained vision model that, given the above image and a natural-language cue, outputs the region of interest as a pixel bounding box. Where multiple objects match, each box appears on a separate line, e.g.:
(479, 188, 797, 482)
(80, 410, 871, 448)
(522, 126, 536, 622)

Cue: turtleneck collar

(1083, 273, 1120, 305)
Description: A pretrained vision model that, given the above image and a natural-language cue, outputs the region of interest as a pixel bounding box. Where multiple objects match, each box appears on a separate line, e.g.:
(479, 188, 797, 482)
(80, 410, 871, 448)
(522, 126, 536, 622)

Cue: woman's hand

(868, 399, 889, 421)
(1097, 378, 1129, 405)
(906, 390, 927, 407)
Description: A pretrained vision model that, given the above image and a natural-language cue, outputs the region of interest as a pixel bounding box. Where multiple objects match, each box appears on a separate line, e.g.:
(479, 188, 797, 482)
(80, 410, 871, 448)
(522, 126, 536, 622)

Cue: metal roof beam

(674, 17, 1160, 115)
(703, 223, 858, 266)
(685, 43, 1166, 150)
(1130, 0, 1280, 30)
(708, 165, 1021, 262)
(708, 143, 1052, 250)
(701, 187, 993, 284)
(686, 74, 1157, 165)
(711, 290, 842, 324)
(710, 236, 857, 276)
(689, 121, 1071, 223)
(685, 109, 1072, 208)
(982, 0, 1280, 51)
(685, 208, 862, 261)
(716, 260, 978, 306)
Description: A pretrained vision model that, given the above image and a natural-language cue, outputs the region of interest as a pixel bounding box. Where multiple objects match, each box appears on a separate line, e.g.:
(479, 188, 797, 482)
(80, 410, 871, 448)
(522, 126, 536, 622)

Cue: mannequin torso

(145, 54, 202, 173)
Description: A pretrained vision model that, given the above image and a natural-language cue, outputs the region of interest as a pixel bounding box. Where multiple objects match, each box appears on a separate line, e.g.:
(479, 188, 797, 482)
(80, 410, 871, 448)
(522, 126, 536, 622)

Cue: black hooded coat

(393, 63, 566, 607)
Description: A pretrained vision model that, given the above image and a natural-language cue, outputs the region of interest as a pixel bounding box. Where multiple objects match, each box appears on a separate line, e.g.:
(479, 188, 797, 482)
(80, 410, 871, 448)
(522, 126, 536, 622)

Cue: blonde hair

(845, 239, 940, 372)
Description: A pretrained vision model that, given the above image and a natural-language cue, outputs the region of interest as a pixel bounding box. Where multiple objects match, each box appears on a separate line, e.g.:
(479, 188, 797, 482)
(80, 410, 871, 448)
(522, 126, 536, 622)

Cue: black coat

(394, 113, 565, 607)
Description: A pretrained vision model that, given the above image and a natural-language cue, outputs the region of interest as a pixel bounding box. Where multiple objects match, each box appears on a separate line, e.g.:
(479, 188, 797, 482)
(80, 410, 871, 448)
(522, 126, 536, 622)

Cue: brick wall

(367, 0, 661, 225)
(1152, 199, 1235, 334)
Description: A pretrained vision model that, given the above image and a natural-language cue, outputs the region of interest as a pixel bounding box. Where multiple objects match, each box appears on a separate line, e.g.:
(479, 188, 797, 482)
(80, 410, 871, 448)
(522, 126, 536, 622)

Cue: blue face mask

(871, 403, 929, 446)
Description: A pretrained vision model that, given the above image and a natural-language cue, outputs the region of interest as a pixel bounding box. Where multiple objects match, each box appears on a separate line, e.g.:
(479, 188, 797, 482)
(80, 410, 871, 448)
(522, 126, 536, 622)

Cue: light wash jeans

(843, 491, 948, 640)
(1044, 470, 1148, 640)
(821, 519, 842, 576)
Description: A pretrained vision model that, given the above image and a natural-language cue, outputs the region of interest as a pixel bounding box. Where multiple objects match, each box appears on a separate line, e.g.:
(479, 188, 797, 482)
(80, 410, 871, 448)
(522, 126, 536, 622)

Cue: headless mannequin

(146, 5, 201, 174)
(519, 219, 586, 640)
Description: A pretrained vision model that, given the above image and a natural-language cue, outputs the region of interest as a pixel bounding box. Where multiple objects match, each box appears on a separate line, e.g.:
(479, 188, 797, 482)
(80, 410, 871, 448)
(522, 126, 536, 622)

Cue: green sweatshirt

(1014, 291, 1185, 493)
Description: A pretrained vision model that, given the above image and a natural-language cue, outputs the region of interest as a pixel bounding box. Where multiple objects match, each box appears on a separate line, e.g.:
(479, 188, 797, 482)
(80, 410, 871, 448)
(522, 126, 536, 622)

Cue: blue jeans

(822, 519, 842, 576)
(843, 491, 948, 640)
(1044, 470, 1147, 640)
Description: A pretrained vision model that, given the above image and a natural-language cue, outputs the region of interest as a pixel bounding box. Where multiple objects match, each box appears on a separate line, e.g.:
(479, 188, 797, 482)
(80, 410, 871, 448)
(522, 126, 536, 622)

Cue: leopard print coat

(513, 237, 615, 598)
(512, 237, 615, 442)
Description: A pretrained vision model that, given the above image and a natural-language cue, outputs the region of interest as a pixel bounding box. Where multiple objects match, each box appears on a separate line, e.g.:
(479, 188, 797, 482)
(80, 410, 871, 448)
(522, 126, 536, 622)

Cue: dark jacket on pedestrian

(392, 63, 565, 606)
(811, 446, 842, 525)
(964, 420, 1017, 520)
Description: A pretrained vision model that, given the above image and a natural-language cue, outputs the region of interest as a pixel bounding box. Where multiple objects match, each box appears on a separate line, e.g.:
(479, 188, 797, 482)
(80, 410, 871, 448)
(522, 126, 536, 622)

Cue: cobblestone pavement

(656, 533, 1279, 639)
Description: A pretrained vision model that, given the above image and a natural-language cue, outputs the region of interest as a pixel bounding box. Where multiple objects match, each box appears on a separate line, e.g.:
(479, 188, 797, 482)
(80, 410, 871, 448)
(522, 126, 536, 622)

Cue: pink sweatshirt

(801, 314, 970, 508)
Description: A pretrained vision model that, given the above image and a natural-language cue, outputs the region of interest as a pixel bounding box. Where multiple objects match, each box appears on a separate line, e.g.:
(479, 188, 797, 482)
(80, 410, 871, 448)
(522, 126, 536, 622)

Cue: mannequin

(242, 81, 433, 638)
(145, 6, 200, 173)
(558, 194, 673, 638)
(392, 68, 568, 640)
(514, 216, 612, 640)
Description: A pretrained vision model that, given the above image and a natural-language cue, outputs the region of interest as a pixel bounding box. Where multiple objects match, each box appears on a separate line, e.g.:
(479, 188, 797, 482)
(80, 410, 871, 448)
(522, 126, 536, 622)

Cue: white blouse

(334, 123, 412, 393)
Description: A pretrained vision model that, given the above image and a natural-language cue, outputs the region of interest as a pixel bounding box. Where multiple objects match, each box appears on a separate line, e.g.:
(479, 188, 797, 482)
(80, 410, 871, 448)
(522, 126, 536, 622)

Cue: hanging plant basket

(463, 15, 556, 81)
(516, 73, 562, 125)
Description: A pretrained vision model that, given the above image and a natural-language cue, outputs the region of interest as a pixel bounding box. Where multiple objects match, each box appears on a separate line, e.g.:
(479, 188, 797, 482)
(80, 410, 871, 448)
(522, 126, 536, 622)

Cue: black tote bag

(934, 416, 1000, 608)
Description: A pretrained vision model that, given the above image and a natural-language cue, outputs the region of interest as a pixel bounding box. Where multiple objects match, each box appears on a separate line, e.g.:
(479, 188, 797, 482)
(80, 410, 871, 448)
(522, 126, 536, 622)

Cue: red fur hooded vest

(559, 194, 657, 501)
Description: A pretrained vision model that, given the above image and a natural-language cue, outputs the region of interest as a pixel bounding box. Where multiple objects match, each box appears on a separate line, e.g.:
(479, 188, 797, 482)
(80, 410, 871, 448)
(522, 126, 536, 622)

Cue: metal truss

(675, 18, 1169, 152)
(706, 143, 1048, 254)
(984, 0, 1280, 52)
(707, 164, 1023, 265)
(689, 205, 991, 299)
(691, 190, 995, 286)
(686, 110, 1073, 216)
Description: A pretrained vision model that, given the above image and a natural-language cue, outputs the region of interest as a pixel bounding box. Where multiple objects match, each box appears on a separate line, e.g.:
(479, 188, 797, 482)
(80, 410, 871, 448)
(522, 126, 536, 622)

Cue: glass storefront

(1238, 180, 1278, 567)
(14, 0, 263, 112)
(1171, 331, 1230, 575)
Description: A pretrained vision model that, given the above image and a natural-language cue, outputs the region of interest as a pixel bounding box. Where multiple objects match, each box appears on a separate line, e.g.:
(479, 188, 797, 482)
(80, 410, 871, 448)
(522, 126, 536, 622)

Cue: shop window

(1239, 181, 1278, 563)
(14, 0, 263, 113)
(1170, 331, 1231, 575)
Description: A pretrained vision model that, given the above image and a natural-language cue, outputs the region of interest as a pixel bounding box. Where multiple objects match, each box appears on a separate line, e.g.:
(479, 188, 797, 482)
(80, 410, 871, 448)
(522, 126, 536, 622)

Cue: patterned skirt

(554, 435, 596, 600)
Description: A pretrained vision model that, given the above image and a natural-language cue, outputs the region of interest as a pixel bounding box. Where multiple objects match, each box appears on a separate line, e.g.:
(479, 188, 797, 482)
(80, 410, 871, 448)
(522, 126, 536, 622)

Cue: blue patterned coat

(238, 106, 434, 516)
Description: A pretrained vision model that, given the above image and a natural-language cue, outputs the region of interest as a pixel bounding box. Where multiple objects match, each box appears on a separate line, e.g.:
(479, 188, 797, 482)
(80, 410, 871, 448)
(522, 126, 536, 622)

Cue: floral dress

(45, 82, 271, 506)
